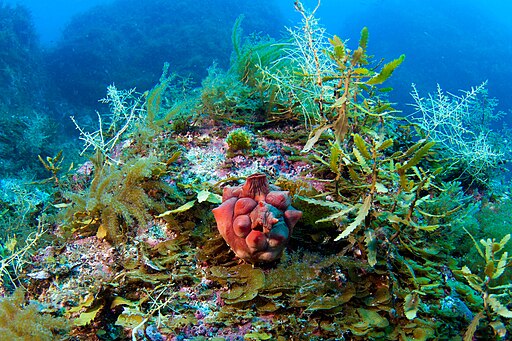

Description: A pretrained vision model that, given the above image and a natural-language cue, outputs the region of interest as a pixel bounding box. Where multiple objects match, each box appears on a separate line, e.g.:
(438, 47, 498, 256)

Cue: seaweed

(0, 288, 70, 340)
(458, 233, 512, 340)
(225, 128, 253, 153)
(0, 114, 63, 178)
(410, 82, 510, 187)
(64, 152, 172, 243)
(366, 54, 405, 85)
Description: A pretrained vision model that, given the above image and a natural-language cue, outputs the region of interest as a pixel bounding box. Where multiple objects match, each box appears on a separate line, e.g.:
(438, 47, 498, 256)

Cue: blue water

(4, 0, 113, 45)
(7, 0, 512, 118)
(277, 0, 512, 116)
(8, 0, 512, 119)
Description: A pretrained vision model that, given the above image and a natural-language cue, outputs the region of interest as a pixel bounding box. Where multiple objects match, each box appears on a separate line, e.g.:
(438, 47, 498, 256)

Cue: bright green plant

(301, 26, 404, 151)
(306, 134, 437, 247)
(199, 16, 284, 125)
(230, 15, 284, 88)
(140, 63, 192, 137)
(199, 64, 259, 122)
(226, 128, 252, 153)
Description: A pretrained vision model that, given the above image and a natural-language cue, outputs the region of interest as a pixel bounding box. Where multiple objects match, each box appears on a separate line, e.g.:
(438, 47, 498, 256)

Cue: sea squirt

(212, 173, 302, 263)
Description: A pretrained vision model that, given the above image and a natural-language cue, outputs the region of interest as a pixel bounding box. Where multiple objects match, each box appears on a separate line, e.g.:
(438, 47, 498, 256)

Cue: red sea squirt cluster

(212, 173, 302, 263)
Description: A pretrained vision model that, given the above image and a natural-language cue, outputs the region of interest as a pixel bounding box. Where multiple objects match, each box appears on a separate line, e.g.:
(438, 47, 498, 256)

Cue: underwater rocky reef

(1, 1, 511, 340)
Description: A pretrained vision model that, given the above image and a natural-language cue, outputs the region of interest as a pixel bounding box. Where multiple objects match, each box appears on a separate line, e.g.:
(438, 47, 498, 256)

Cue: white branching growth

(71, 85, 144, 162)
(411, 81, 504, 183)
(0, 216, 46, 287)
(259, 0, 335, 126)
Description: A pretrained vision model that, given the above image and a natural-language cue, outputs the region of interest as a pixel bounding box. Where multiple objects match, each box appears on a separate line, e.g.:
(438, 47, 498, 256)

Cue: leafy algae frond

(259, 1, 404, 151)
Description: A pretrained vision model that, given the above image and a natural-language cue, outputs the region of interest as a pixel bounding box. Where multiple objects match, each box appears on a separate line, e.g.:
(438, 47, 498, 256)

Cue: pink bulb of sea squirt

(284, 208, 302, 230)
(265, 191, 291, 211)
(232, 215, 251, 238)
(212, 173, 302, 263)
(234, 197, 257, 217)
(246, 230, 268, 251)
(211, 197, 237, 240)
